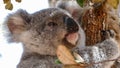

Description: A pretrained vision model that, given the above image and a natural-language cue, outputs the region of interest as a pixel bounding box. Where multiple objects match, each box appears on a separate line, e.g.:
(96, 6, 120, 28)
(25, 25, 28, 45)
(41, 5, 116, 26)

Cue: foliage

(76, 0, 119, 9)
(55, 59, 62, 64)
(76, 0, 84, 7)
(3, 0, 22, 10)
(107, 0, 119, 9)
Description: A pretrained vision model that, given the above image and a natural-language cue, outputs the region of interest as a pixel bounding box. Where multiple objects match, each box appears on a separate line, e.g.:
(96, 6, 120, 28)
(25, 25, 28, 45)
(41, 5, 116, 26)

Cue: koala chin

(4, 8, 80, 68)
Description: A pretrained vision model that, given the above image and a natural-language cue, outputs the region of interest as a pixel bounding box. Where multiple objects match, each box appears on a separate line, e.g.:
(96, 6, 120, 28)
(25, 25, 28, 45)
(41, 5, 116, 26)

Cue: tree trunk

(81, 5, 108, 46)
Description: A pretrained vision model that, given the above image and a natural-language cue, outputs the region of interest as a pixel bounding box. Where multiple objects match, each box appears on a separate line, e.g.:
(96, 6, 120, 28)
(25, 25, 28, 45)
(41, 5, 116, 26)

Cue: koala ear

(6, 9, 31, 35)
(56, 1, 82, 21)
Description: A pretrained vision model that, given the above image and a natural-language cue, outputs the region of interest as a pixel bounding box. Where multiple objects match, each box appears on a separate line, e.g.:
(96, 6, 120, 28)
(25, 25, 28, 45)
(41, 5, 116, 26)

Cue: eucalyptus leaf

(73, 52, 84, 63)
(55, 59, 62, 64)
(76, 0, 84, 7)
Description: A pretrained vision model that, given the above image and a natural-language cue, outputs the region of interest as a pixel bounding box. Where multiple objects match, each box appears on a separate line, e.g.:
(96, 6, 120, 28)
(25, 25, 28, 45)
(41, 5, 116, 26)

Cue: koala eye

(47, 22, 57, 27)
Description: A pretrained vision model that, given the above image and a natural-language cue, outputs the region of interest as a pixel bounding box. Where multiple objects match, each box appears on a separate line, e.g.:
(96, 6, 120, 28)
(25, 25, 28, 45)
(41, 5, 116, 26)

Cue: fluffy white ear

(5, 9, 31, 42)
(4, 10, 31, 42)
(56, 1, 83, 20)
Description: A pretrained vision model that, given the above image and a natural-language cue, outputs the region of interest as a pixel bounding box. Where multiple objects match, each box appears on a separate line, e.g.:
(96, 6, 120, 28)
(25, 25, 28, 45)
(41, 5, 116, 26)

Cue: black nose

(63, 17, 79, 33)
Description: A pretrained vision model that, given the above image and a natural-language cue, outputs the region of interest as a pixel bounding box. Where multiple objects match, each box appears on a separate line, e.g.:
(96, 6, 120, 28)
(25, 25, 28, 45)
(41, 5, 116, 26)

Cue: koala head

(5, 8, 80, 56)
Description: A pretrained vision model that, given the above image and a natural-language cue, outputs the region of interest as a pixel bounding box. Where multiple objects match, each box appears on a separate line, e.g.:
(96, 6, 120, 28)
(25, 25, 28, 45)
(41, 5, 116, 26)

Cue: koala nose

(63, 17, 79, 33)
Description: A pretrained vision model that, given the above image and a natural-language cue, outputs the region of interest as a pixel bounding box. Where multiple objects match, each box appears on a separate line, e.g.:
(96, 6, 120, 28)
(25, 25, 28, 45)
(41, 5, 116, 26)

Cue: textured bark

(81, 5, 107, 46)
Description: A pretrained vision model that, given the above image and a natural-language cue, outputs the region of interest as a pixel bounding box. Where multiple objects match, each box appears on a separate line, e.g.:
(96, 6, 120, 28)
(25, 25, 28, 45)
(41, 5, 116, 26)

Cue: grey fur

(76, 38, 120, 68)
(5, 6, 120, 68)
(5, 8, 79, 68)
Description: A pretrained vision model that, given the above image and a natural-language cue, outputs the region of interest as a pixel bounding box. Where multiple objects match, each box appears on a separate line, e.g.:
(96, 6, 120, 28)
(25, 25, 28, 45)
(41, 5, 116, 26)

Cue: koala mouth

(66, 32, 79, 45)
(63, 32, 79, 48)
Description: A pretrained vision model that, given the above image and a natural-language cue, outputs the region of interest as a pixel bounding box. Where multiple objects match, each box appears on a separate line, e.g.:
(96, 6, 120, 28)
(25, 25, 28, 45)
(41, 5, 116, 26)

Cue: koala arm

(77, 38, 120, 68)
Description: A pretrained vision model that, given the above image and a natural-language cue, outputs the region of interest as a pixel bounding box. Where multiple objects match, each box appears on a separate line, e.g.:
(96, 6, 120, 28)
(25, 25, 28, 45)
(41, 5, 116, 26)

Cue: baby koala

(4, 8, 81, 68)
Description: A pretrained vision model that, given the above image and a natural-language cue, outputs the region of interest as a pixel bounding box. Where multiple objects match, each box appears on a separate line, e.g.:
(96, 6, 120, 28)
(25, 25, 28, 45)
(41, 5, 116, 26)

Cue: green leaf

(55, 59, 62, 64)
(76, 0, 84, 7)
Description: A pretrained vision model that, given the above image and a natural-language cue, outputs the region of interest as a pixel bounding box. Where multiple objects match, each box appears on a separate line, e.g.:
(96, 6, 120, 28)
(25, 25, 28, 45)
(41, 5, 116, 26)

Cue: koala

(4, 8, 81, 68)
(55, 0, 120, 68)
(4, 2, 120, 68)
